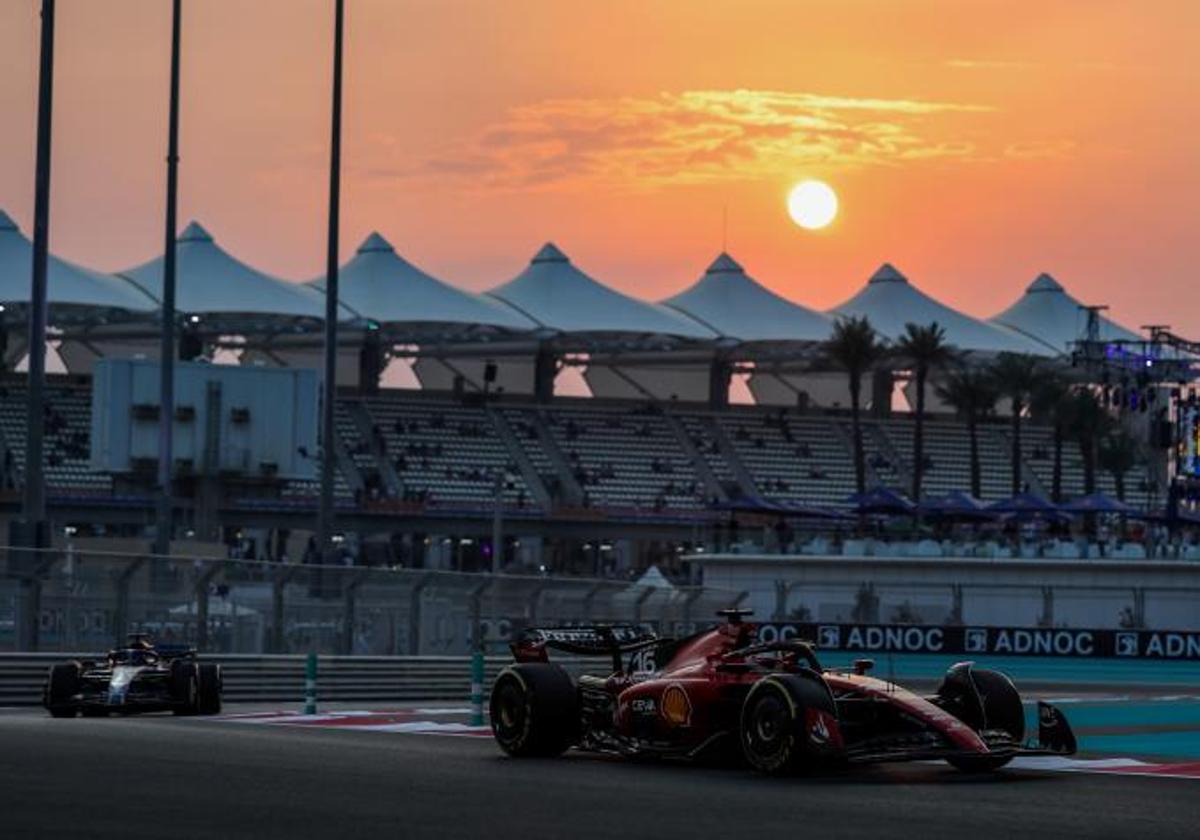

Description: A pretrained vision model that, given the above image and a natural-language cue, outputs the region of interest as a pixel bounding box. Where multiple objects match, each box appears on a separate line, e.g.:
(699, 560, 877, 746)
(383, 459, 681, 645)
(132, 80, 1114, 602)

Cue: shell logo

(660, 684, 691, 727)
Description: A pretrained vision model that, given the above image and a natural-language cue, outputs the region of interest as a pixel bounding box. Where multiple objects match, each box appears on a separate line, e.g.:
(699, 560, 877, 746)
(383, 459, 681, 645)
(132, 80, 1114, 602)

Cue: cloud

(363, 89, 1000, 192)
(1003, 139, 1077, 159)
(945, 59, 1035, 71)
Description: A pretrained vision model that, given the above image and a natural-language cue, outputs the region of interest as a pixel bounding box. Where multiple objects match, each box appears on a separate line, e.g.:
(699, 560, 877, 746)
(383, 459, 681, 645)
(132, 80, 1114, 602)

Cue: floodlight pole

(153, 0, 183, 557)
(22, 0, 55, 532)
(317, 0, 345, 559)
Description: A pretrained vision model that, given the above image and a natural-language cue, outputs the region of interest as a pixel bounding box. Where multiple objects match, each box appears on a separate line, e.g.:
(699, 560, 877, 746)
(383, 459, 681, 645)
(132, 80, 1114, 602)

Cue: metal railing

(1, 547, 744, 655)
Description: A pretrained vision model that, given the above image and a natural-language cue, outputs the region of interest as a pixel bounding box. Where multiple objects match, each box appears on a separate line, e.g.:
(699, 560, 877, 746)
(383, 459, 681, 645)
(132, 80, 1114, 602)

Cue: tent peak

(531, 242, 569, 264)
(1027, 272, 1063, 293)
(705, 252, 744, 274)
(357, 231, 394, 254)
(869, 262, 907, 284)
(179, 221, 213, 244)
(0, 209, 17, 232)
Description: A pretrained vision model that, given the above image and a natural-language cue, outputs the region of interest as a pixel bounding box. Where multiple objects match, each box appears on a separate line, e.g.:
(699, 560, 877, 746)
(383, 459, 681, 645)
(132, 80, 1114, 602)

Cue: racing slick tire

(196, 663, 222, 715)
(80, 706, 109, 718)
(489, 664, 578, 757)
(45, 662, 82, 718)
(170, 661, 200, 716)
(942, 668, 1024, 772)
(740, 673, 838, 775)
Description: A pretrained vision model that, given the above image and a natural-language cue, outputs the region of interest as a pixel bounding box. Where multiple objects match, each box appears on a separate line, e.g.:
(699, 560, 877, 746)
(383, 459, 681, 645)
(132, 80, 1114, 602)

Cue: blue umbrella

(1061, 493, 1141, 516)
(986, 492, 1072, 523)
(986, 492, 1060, 515)
(847, 486, 917, 515)
(921, 491, 993, 520)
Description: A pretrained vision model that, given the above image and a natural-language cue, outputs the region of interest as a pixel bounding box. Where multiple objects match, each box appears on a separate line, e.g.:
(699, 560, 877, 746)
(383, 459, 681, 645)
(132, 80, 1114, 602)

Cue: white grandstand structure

(0, 207, 1196, 572)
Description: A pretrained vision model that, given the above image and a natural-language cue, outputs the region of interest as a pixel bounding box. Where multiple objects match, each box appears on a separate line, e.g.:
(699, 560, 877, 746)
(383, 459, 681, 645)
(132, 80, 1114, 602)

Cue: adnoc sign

(756, 623, 1200, 661)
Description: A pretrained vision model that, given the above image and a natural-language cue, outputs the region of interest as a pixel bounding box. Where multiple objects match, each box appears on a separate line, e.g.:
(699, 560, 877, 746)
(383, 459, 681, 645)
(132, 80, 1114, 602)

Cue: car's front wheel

(943, 668, 1024, 772)
(170, 662, 200, 716)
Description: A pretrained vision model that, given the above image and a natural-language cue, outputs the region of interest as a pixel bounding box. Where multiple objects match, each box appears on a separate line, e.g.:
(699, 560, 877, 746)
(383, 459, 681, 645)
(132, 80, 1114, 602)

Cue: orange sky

(1, 0, 1197, 333)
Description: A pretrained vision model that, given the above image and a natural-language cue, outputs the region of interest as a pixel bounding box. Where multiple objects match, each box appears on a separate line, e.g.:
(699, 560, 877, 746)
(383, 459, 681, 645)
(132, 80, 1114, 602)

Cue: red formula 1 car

(489, 610, 1076, 773)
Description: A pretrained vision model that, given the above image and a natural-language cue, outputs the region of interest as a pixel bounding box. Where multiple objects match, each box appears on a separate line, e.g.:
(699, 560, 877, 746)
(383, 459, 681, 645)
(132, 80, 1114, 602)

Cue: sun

(787, 180, 838, 230)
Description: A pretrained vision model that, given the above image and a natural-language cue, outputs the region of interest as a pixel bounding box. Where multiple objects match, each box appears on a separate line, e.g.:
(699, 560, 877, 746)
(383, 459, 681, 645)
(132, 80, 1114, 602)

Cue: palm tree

(989, 353, 1041, 495)
(1030, 374, 1076, 503)
(1069, 389, 1111, 495)
(1099, 426, 1140, 502)
(935, 363, 998, 498)
(894, 322, 955, 501)
(824, 316, 888, 494)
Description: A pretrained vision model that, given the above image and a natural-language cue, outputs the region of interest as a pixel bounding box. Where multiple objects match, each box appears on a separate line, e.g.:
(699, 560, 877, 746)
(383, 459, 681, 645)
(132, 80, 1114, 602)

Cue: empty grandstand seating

(0, 379, 111, 494)
(876, 417, 1012, 501)
(503, 402, 707, 511)
(712, 408, 857, 505)
(0, 375, 1160, 515)
(361, 395, 532, 508)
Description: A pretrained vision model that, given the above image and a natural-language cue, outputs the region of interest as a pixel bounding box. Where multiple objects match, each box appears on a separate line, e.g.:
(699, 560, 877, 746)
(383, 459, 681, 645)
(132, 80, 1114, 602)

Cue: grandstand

(0, 374, 1161, 515)
(0, 209, 1194, 572)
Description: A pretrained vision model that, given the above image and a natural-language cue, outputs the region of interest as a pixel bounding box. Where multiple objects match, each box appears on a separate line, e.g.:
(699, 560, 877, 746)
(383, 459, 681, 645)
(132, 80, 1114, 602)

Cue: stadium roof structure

(118, 221, 337, 330)
(830, 263, 1047, 355)
(662, 252, 832, 346)
(0, 208, 155, 323)
(487, 243, 716, 345)
(988, 273, 1141, 355)
(307, 232, 535, 339)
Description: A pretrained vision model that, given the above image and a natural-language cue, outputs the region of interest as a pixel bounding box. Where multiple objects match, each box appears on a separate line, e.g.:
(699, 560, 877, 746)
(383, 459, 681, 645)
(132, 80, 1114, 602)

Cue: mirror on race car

(716, 608, 755, 625)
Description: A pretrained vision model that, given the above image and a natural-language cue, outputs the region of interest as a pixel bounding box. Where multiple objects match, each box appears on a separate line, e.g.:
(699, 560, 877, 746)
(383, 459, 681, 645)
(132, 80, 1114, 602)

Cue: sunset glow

(0, 0, 1196, 331)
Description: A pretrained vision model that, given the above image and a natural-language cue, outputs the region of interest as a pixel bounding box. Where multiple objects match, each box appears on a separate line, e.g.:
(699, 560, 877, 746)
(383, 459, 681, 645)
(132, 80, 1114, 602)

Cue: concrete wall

(697, 553, 1200, 630)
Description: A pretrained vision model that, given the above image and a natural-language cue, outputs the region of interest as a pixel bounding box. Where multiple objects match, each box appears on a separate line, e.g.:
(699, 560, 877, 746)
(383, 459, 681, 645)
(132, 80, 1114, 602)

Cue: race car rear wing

(511, 626, 661, 673)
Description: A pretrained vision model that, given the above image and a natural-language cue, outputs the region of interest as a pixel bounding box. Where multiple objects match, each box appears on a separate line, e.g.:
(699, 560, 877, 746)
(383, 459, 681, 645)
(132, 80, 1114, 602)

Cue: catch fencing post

(304, 651, 318, 715)
(407, 573, 434, 655)
(468, 580, 491, 727)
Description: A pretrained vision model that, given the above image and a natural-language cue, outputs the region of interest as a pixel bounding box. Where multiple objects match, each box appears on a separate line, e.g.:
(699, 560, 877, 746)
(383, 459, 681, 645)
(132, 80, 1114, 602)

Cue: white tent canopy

(119, 221, 329, 322)
(830, 263, 1047, 355)
(989, 273, 1141, 355)
(487, 243, 715, 340)
(0, 208, 155, 318)
(631, 564, 676, 590)
(662, 252, 832, 343)
(309, 232, 534, 334)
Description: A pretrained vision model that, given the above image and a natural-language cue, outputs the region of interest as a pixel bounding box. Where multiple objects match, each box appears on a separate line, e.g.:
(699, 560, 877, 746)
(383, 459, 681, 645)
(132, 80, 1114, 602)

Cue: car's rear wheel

(171, 661, 200, 716)
(196, 663, 222, 715)
(489, 664, 577, 757)
(945, 668, 1024, 772)
(45, 663, 82, 718)
(80, 706, 109, 718)
(740, 678, 810, 774)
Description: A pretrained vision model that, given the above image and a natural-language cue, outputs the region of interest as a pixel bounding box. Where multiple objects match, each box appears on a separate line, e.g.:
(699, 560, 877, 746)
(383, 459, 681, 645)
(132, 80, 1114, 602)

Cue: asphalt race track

(1, 706, 1197, 840)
